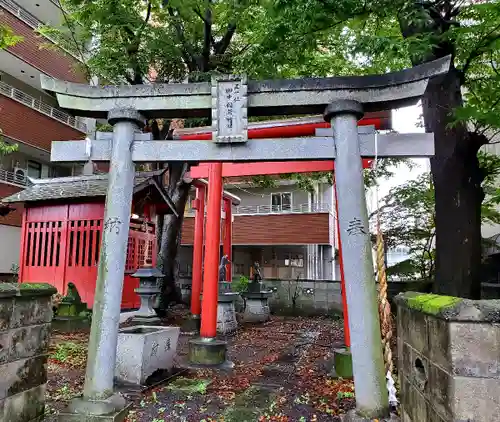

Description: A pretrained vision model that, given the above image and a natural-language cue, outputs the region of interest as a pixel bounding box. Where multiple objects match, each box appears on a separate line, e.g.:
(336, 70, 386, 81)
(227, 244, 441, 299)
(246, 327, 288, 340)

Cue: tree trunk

(397, 4, 486, 299)
(154, 162, 192, 316)
(149, 119, 192, 316)
(421, 67, 484, 299)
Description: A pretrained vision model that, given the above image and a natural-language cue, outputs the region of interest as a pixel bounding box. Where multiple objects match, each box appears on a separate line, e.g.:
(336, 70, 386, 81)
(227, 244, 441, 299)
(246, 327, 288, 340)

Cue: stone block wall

(178, 276, 431, 317)
(0, 282, 56, 422)
(264, 279, 343, 316)
(395, 292, 500, 422)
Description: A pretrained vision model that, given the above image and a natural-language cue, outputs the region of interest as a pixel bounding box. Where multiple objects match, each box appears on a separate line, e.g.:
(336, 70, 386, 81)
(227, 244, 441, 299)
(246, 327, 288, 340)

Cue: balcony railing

(234, 203, 332, 215)
(0, 80, 87, 132)
(0, 168, 31, 187)
(0, 0, 81, 60)
(185, 202, 332, 216)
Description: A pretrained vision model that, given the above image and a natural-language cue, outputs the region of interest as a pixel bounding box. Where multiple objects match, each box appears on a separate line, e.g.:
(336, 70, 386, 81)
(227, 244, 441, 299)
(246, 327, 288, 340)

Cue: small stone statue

(247, 261, 263, 293)
(252, 261, 262, 284)
(62, 282, 82, 304)
(54, 282, 87, 317)
(219, 255, 230, 282)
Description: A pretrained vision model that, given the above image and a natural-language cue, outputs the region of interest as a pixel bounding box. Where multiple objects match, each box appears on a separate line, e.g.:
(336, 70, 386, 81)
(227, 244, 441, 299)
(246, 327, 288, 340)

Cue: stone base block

(341, 410, 397, 421)
(57, 302, 88, 317)
(58, 405, 130, 422)
(57, 408, 129, 422)
(129, 315, 161, 326)
(181, 315, 201, 334)
(217, 293, 239, 336)
(187, 338, 233, 369)
(0, 384, 45, 422)
(242, 292, 272, 323)
(115, 326, 179, 385)
(59, 394, 130, 422)
(52, 316, 91, 332)
(330, 347, 353, 378)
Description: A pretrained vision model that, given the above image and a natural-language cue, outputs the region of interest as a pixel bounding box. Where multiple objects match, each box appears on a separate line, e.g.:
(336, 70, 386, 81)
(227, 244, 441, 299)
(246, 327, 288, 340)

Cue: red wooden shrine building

(2, 170, 176, 309)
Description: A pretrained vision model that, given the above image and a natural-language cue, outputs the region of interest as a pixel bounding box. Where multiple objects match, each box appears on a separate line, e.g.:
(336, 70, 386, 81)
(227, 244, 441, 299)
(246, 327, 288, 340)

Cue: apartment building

(179, 178, 340, 281)
(0, 0, 89, 276)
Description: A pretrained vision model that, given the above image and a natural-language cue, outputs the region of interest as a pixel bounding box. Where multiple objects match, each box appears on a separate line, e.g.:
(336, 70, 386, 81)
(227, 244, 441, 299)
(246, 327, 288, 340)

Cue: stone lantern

(242, 262, 273, 323)
(131, 240, 162, 325)
(216, 254, 240, 335)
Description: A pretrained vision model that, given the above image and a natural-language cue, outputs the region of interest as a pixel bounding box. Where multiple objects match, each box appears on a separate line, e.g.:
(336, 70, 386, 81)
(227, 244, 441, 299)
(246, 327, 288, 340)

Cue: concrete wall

(0, 282, 55, 421)
(186, 181, 333, 213)
(226, 185, 310, 210)
(395, 292, 500, 422)
(0, 151, 49, 178)
(265, 279, 342, 316)
(0, 73, 58, 107)
(0, 225, 21, 274)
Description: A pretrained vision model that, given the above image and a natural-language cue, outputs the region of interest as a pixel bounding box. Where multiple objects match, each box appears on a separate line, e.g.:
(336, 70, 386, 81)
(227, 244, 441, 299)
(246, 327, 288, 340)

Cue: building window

(234, 263, 245, 275)
(285, 254, 304, 267)
(50, 166, 71, 178)
(271, 192, 292, 212)
(27, 161, 42, 179)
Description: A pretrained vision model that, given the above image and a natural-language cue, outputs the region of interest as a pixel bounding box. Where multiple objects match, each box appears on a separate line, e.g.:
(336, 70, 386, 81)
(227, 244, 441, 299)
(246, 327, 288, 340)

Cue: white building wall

(225, 184, 310, 210)
(0, 225, 21, 274)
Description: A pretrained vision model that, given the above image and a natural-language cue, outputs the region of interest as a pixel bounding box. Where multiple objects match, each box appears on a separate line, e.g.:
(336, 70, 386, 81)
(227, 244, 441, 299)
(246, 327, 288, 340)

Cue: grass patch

(224, 385, 278, 422)
(164, 377, 211, 395)
(50, 341, 87, 367)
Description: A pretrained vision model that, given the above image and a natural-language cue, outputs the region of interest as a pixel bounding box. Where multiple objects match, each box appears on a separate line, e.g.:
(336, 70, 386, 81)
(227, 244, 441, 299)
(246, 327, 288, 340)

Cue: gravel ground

(45, 312, 359, 421)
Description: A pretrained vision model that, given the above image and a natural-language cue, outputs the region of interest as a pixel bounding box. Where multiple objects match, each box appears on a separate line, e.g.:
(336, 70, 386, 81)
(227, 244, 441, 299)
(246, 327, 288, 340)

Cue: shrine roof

(1, 170, 178, 215)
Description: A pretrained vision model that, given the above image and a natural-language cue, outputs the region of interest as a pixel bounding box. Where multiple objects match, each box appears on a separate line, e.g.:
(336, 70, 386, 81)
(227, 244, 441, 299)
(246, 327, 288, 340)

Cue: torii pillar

(69, 109, 144, 418)
(223, 197, 233, 282)
(189, 162, 231, 366)
(185, 184, 206, 332)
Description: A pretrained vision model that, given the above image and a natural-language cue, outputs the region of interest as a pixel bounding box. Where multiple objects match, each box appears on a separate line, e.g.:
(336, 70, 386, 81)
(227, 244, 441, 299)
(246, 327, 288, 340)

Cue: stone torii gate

(42, 55, 450, 421)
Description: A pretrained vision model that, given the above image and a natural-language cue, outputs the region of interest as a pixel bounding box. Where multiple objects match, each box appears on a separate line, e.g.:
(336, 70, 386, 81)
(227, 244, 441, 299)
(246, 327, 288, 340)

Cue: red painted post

(191, 186, 206, 317)
(223, 198, 232, 282)
(18, 208, 27, 283)
(334, 182, 351, 347)
(200, 163, 223, 339)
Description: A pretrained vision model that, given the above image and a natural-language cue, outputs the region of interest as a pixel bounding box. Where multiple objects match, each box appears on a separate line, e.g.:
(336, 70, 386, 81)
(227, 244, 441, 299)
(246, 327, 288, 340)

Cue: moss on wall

(20, 283, 54, 290)
(403, 292, 462, 315)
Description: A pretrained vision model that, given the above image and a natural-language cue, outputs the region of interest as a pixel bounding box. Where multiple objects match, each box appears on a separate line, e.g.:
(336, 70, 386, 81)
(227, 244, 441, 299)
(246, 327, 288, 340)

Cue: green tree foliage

(249, 157, 414, 193)
(43, 0, 500, 299)
(40, 0, 269, 83)
(0, 24, 22, 49)
(373, 152, 500, 280)
(0, 24, 21, 156)
(41, 0, 301, 311)
(239, 0, 500, 299)
(372, 173, 436, 280)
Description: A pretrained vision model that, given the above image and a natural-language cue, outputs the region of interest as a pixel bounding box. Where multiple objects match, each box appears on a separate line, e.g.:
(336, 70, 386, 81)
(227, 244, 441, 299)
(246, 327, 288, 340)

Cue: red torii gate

(182, 114, 386, 343)
(187, 178, 240, 326)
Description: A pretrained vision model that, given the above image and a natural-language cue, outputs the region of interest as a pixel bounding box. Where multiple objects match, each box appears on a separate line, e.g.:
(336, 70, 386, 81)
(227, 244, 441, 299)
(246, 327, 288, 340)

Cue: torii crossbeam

(42, 55, 451, 421)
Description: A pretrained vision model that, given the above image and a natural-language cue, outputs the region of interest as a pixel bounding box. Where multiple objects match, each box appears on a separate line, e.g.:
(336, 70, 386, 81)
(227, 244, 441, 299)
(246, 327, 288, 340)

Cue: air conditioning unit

(13, 167, 27, 181)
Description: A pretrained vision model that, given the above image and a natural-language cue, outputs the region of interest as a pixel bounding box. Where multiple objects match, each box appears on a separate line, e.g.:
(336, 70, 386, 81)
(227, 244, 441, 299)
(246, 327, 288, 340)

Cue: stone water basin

(115, 325, 180, 385)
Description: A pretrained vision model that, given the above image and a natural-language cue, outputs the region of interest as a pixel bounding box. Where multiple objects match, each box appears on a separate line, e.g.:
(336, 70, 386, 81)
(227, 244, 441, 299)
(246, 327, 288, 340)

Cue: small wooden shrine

(2, 170, 176, 310)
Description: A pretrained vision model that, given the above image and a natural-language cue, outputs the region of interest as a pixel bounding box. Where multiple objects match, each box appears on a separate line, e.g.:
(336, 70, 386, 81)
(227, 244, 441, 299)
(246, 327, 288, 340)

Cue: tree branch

(214, 23, 236, 55)
(54, 0, 92, 76)
(202, 2, 212, 72)
(193, 6, 206, 23)
(460, 23, 500, 77)
(167, 6, 197, 71)
(143, 0, 153, 29)
(491, 53, 500, 76)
